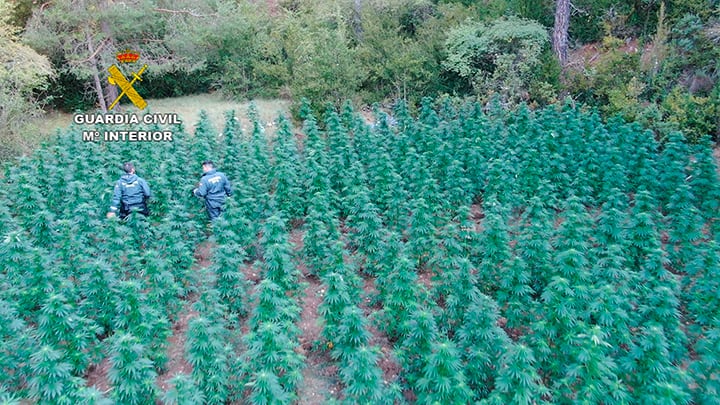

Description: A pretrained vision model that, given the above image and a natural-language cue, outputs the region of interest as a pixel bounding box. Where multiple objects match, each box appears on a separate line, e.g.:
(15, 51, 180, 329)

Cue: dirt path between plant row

(155, 241, 213, 391)
(290, 229, 341, 404)
(85, 240, 212, 397)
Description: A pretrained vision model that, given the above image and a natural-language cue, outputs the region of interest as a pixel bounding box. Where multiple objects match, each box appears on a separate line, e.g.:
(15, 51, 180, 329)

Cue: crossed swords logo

(107, 63, 148, 110)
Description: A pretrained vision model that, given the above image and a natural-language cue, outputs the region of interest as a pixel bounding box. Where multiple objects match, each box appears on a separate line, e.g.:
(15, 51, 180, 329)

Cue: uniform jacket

(110, 174, 151, 212)
(194, 169, 232, 208)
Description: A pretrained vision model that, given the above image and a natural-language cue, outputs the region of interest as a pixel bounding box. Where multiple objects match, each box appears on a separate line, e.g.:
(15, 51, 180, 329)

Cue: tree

(0, 300, 36, 393)
(444, 16, 550, 105)
(375, 241, 422, 339)
(172, 0, 279, 98)
(36, 292, 102, 374)
(260, 214, 300, 293)
(324, 108, 352, 212)
(552, 0, 570, 65)
(397, 305, 439, 392)
(344, 160, 385, 271)
(0, 0, 53, 162)
(431, 206, 478, 333)
(625, 326, 692, 404)
(247, 368, 291, 405)
(243, 321, 304, 402)
(476, 194, 511, 294)
(339, 346, 384, 403)
(23, 0, 203, 111)
(319, 269, 360, 343)
(590, 188, 636, 354)
(559, 326, 629, 404)
(516, 195, 554, 301)
(354, 3, 438, 102)
(689, 136, 720, 238)
(110, 279, 171, 369)
(278, 8, 365, 113)
(210, 241, 250, 318)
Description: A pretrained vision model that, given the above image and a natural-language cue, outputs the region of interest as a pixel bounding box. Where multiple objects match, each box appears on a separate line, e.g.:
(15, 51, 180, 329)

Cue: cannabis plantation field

(1, 99, 719, 404)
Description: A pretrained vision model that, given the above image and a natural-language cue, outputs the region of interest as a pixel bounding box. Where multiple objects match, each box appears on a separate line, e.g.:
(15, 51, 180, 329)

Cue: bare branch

(569, 1, 586, 16)
(77, 38, 111, 65)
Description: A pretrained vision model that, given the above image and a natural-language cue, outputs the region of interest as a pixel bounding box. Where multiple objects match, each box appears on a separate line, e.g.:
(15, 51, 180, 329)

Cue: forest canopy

(1, 0, 719, 162)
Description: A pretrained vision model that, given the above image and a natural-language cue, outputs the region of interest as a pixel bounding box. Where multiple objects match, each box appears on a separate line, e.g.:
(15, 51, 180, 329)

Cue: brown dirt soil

(156, 301, 200, 392)
(290, 229, 341, 403)
(470, 203, 484, 231)
(155, 240, 214, 392)
(85, 358, 111, 394)
(297, 277, 340, 404)
(289, 228, 306, 257)
(566, 38, 644, 70)
(417, 270, 433, 292)
(194, 240, 215, 268)
(86, 240, 211, 396)
(360, 277, 402, 385)
(242, 261, 262, 284)
(497, 316, 523, 341)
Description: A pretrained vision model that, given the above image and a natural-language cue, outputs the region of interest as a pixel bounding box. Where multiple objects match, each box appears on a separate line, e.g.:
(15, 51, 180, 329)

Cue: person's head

(202, 160, 214, 173)
(123, 162, 135, 174)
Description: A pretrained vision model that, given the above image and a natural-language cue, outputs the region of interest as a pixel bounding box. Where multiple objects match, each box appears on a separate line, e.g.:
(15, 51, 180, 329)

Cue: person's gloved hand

(106, 212, 116, 219)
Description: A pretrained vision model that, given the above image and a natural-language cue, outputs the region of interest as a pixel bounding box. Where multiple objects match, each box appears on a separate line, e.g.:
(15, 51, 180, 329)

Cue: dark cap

(202, 160, 214, 167)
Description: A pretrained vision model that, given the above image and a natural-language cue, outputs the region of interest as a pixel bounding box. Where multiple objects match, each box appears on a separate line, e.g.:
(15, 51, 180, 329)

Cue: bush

(661, 85, 719, 143)
(194, 1, 282, 98)
(443, 16, 550, 105)
(285, 21, 365, 116)
(355, 4, 438, 104)
(0, 0, 53, 162)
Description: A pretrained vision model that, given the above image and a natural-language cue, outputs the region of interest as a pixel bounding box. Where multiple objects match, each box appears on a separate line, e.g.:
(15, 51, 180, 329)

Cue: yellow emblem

(107, 64, 148, 110)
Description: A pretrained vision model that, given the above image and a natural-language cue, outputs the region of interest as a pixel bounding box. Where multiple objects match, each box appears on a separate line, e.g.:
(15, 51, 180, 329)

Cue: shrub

(444, 16, 550, 105)
(0, 0, 53, 162)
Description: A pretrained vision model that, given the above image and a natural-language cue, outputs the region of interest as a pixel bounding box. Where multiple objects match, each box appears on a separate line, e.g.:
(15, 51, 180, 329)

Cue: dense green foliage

(1, 96, 718, 402)
(0, 0, 54, 162)
(6, 0, 717, 148)
(444, 16, 551, 104)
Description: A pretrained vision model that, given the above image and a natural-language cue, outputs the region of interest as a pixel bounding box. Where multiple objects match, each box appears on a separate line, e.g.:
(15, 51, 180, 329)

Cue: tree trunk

(100, 18, 118, 107)
(87, 32, 107, 112)
(351, 0, 363, 41)
(552, 0, 570, 66)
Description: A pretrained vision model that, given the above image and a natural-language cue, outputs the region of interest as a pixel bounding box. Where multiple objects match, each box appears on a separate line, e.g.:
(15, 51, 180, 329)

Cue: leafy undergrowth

(1, 98, 719, 404)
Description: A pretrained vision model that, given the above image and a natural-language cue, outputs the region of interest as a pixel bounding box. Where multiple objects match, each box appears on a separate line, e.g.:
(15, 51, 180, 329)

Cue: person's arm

(110, 181, 122, 213)
(224, 175, 232, 197)
(108, 181, 122, 217)
(194, 178, 208, 197)
(141, 178, 151, 199)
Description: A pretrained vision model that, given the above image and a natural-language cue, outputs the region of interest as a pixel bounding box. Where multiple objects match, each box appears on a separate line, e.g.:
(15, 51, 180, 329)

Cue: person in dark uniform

(193, 160, 232, 220)
(107, 162, 151, 219)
